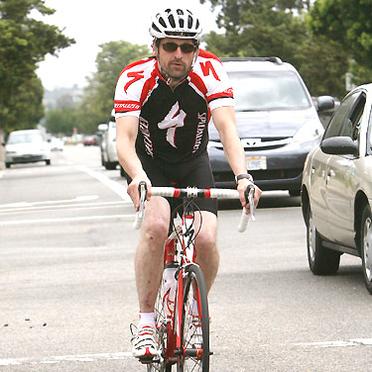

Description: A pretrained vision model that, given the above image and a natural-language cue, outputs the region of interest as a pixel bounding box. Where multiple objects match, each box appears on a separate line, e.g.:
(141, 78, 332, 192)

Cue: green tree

(200, 0, 350, 97)
(44, 107, 79, 136)
(0, 0, 74, 134)
(309, 0, 372, 65)
(76, 41, 150, 134)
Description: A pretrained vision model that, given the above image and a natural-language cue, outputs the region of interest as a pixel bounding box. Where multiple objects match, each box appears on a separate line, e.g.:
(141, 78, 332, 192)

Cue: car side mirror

(320, 136, 358, 156)
(316, 96, 335, 112)
(97, 123, 108, 132)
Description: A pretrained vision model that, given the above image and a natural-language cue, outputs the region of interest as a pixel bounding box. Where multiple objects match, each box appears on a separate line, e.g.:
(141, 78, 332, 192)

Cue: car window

(346, 94, 366, 141)
(367, 105, 372, 155)
(227, 71, 311, 112)
(7, 132, 43, 144)
(323, 92, 360, 140)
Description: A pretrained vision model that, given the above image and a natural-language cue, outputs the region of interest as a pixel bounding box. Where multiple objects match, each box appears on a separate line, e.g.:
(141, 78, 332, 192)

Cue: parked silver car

(5, 129, 51, 168)
(99, 110, 126, 177)
(301, 83, 372, 293)
(100, 110, 119, 171)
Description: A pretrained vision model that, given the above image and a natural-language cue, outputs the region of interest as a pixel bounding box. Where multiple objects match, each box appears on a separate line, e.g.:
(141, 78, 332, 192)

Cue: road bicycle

(134, 182, 255, 371)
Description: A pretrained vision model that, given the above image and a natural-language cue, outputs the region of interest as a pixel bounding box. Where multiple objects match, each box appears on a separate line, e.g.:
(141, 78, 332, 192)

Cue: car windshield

(228, 71, 311, 112)
(7, 132, 43, 144)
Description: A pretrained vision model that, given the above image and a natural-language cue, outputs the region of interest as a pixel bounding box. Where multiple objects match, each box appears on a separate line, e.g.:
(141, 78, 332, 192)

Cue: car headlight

(292, 122, 324, 144)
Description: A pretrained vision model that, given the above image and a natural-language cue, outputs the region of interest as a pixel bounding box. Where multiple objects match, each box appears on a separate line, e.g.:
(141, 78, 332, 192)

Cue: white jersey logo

(158, 102, 186, 148)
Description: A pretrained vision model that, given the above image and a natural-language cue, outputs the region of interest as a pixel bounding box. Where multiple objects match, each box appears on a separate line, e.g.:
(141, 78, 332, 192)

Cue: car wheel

(105, 162, 117, 170)
(360, 205, 372, 294)
(5, 163, 11, 168)
(306, 204, 340, 275)
(45, 159, 51, 166)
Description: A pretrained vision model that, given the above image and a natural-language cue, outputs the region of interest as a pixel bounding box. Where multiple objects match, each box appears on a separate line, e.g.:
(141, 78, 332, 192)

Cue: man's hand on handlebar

(127, 175, 152, 211)
(236, 178, 262, 214)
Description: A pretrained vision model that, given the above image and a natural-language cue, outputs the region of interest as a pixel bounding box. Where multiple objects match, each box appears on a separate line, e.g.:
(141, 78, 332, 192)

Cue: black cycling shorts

(127, 152, 218, 216)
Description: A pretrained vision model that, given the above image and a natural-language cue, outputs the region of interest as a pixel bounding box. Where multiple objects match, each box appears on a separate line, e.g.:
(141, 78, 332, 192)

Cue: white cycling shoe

(131, 324, 159, 360)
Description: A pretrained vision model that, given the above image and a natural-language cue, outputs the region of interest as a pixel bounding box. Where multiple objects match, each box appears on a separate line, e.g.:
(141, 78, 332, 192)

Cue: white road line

(0, 351, 133, 366)
(0, 214, 134, 226)
(0, 200, 129, 214)
(2, 337, 372, 367)
(0, 195, 99, 209)
(77, 165, 131, 202)
(295, 338, 372, 348)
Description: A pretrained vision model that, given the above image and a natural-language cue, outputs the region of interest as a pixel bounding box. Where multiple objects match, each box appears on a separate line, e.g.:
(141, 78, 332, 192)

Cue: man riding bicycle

(114, 7, 262, 361)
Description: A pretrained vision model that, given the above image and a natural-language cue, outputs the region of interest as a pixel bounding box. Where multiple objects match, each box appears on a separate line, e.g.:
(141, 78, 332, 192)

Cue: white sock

(138, 312, 156, 326)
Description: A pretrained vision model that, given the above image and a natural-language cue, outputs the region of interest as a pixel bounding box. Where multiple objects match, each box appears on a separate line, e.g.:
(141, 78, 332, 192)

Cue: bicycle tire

(147, 281, 173, 372)
(177, 264, 210, 372)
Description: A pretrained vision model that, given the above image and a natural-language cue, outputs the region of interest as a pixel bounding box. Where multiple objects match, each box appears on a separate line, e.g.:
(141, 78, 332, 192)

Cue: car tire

(104, 162, 117, 170)
(306, 204, 340, 275)
(5, 163, 11, 168)
(45, 159, 51, 166)
(360, 204, 372, 294)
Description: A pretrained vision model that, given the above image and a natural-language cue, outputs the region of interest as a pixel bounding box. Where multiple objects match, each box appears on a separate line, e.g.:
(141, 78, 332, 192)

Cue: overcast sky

(36, 0, 219, 91)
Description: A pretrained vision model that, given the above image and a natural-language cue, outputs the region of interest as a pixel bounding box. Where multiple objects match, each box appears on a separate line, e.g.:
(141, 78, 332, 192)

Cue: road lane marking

(0, 195, 99, 209)
(0, 214, 134, 226)
(0, 352, 133, 366)
(295, 338, 372, 348)
(2, 337, 372, 367)
(0, 200, 130, 214)
(77, 165, 131, 202)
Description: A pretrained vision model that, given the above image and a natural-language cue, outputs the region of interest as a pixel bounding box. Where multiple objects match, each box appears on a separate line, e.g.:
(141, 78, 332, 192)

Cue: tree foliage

(0, 0, 74, 133)
(309, 0, 372, 65)
(74, 41, 150, 134)
(44, 106, 79, 135)
(199, 0, 355, 98)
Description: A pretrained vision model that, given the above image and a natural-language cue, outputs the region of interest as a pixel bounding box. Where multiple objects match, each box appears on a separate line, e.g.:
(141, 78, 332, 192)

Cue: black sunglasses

(161, 42, 196, 54)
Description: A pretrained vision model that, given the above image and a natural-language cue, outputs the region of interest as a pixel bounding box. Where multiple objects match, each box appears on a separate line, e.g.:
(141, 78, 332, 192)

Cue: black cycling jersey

(114, 49, 234, 164)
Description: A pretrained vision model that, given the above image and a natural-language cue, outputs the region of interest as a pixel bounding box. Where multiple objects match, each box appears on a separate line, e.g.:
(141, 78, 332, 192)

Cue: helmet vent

(169, 14, 176, 28)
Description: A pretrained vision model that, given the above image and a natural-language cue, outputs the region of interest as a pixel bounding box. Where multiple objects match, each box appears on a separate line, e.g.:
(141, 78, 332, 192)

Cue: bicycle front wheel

(177, 264, 210, 372)
(147, 280, 173, 372)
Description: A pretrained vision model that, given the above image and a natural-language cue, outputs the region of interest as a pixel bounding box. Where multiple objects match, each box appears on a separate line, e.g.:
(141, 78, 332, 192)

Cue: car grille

(210, 137, 292, 151)
(240, 137, 292, 150)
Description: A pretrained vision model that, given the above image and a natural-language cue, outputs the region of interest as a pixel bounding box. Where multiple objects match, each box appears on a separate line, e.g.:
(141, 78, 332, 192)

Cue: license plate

(246, 156, 267, 170)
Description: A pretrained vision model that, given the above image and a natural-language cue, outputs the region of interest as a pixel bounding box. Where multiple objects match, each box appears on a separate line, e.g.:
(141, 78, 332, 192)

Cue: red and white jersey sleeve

(114, 57, 156, 119)
(191, 50, 234, 111)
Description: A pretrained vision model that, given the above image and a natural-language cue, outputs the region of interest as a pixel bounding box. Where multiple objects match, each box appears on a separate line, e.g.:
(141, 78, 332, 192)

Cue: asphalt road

(0, 145, 371, 372)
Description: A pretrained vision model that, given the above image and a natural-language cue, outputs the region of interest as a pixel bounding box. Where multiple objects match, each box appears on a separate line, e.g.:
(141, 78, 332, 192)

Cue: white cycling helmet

(150, 8, 202, 41)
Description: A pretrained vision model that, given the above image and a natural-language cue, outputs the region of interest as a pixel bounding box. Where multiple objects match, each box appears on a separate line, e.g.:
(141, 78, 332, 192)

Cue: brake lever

(133, 181, 147, 229)
(248, 185, 256, 221)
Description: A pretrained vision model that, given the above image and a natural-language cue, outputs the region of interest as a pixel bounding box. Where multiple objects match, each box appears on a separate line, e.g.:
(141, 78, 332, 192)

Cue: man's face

(157, 38, 197, 81)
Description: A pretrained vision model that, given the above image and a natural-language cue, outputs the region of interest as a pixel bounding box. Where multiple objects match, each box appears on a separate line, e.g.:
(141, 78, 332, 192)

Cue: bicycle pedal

(139, 356, 159, 364)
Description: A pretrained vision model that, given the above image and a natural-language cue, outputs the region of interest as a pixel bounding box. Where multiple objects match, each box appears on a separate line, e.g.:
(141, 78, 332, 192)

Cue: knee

(196, 230, 217, 254)
(142, 217, 169, 244)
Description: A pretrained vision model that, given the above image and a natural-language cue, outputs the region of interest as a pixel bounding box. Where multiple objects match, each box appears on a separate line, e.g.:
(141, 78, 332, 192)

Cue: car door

(324, 92, 365, 247)
(308, 94, 356, 240)
(307, 146, 332, 238)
